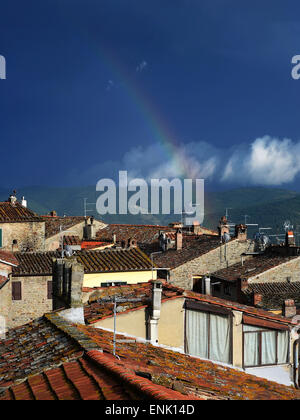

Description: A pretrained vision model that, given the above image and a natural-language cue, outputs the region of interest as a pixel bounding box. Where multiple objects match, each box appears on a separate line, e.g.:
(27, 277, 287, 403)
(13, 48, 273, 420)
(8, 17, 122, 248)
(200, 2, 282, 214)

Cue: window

(12, 282, 22, 301)
(185, 309, 231, 364)
(100, 281, 127, 287)
(192, 276, 204, 293)
(224, 284, 231, 296)
(243, 325, 289, 367)
(47, 281, 53, 299)
(0, 228, 2, 248)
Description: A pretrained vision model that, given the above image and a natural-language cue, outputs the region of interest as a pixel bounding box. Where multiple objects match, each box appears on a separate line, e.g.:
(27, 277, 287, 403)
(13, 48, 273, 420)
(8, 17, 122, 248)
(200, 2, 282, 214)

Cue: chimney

(21, 197, 27, 208)
(218, 216, 229, 237)
(192, 221, 201, 235)
(49, 210, 57, 217)
(235, 224, 247, 241)
(113, 234, 117, 244)
(286, 231, 296, 247)
(176, 230, 183, 250)
(84, 217, 95, 240)
(127, 238, 137, 248)
(147, 280, 163, 344)
(8, 190, 17, 206)
(253, 293, 262, 306)
(204, 275, 211, 295)
(52, 257, 85, 323)
(283, 299, 296, 318)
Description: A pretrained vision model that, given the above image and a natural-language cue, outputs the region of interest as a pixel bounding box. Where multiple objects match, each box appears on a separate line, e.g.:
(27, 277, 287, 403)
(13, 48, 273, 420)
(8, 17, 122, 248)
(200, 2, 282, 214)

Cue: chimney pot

(283, 299, 296, 318)
(176, 230, 183, 250)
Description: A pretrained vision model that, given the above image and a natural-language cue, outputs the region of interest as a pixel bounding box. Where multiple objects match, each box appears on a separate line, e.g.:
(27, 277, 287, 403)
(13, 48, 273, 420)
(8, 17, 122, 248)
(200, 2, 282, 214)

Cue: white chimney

(21, 197, 27, 208)
(148, 280, 162, 344)
(205, 275, 211, 295)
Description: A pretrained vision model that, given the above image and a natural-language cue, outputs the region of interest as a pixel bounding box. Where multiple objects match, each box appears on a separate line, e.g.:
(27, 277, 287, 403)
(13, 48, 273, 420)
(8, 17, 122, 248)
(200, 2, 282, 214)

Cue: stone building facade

(154, 234, 255, 290)
(0, 197, 45, 252)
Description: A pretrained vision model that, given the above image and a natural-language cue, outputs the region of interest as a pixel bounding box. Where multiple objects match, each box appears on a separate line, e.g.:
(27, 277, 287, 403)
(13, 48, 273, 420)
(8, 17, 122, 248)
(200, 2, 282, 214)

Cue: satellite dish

(64, 245, 73, 257)
(223, 232, 231, 243)
(284, 220, 293, 232)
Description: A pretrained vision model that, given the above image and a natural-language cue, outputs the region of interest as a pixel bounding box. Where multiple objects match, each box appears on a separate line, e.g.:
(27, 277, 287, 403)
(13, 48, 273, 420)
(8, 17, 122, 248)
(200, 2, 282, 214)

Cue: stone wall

(0, 221, 45, 252)
(248, 256, 300, 284)
(169, 239, 255, 290)
(44, 220, 106, 251)
(9, 275, 52, 328)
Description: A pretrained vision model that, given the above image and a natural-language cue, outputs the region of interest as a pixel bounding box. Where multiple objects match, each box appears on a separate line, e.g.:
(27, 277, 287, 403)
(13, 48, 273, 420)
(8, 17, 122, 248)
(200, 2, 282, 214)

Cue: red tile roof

(63, 235, 81, 246)
(97, 224, 176, 244)
(1, 310, 299, 400)
(76, 248, 154, 273)
(81, 241, 112, 250)
(84, 281, 184, 324)
(153, 235, 225, 269)
(0, 317, 82, 388)
(43, 216, 86, 239)
(77, 325, 300, 400)
(0, 250, 19, 266)
(12, 248, 154, 277)
(0, 275, 8, 289)
(0, 202, 43, 223)
(212, 254, 300, 282)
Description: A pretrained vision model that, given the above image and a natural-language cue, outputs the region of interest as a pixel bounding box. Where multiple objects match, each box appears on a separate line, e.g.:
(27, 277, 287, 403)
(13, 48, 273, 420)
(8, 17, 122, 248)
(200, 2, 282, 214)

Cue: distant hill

(1, 186, 300, 239)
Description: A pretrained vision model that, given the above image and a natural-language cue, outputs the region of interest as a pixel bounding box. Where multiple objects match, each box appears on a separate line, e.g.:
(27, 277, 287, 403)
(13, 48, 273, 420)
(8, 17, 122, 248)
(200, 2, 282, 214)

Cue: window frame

(242, 326, 289, 368)
(184, 307, 233, 365)
(12, 281, 22, 301)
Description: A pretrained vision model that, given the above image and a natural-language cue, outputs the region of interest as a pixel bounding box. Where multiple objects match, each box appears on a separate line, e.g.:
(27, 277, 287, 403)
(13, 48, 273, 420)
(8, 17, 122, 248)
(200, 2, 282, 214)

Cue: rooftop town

(1, 192, 300, 400)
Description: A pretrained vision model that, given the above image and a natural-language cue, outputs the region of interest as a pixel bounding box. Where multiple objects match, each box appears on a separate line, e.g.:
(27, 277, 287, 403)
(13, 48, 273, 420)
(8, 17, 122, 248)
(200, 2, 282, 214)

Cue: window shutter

(47, 281, 53, 299)
(12, 282, 22, 301)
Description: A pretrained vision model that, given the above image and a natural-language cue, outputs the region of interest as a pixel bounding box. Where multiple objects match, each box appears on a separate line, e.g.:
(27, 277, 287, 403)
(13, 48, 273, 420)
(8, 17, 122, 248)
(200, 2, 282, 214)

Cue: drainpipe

(148, 280, 162, 344)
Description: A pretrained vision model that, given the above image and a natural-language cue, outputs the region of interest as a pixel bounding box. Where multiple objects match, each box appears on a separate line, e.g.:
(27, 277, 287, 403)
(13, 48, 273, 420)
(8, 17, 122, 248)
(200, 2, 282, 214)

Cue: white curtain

(186, 310, 231, 364)
(210, 314, 231, 363)
(261, 331, 276, 365)
(186, 310, 208, 358)
(277, 331, 289, 364)
(243, 325, 289, 366)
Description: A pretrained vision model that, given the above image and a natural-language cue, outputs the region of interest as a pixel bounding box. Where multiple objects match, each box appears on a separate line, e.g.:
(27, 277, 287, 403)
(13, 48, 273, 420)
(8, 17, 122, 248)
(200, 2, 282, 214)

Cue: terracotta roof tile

(154, 235, 225, 269)
(12, 248, 153, 277)
(0, 317, 82, 387)
(63, 235, 81, 246)
(0, 202, 43, 223)
(0, 250, 18, 266)
(43, 216, 86, 239)
(96, 224, 176, 244)
(212, 254, 300, 282)
(84, 281, 184, 324)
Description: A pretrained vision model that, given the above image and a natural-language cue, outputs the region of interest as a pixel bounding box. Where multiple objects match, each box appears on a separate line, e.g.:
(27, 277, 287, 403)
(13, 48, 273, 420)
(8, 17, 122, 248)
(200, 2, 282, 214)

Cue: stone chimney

(147, 280, 163, 344)
(176, 230, 183, 250)
(286, 231, 296, 247)
(52, 257, 85, 323)
(283, 299, 296, 318)
(84, 216, 95, 240)
(235, 224, 247, 241)
(253, 293, 263, 307)
(8, 190, 17, 206)
(49, 210, 57, 217)
(218, 216, 229, 237)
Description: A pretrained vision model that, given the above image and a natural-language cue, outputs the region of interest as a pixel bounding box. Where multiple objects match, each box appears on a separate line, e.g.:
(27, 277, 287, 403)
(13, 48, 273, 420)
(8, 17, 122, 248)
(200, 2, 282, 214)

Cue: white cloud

(68, 135, 300, 187)
(222, 135, 300, 185)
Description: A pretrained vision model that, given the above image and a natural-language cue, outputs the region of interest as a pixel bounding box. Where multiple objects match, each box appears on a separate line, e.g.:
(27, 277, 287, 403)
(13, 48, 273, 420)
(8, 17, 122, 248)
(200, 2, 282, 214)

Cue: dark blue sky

(1, 0, 300, 189)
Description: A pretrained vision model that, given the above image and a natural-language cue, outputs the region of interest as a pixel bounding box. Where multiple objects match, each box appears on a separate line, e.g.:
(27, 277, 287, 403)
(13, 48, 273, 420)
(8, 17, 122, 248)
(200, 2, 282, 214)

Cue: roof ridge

(44, 313, 102, 353)
(86, 350, 198, 400)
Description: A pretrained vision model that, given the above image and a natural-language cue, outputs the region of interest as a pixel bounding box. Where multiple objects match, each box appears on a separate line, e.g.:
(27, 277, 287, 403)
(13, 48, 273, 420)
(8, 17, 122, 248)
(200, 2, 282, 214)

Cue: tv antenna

(83, 198, 96, 218)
